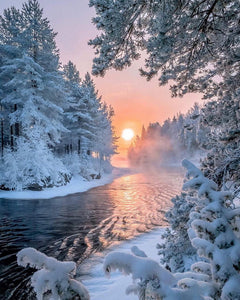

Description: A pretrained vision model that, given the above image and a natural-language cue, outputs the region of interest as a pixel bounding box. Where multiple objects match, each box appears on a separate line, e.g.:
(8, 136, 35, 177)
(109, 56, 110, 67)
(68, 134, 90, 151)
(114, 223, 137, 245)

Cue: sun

(121, 128, 135, 141)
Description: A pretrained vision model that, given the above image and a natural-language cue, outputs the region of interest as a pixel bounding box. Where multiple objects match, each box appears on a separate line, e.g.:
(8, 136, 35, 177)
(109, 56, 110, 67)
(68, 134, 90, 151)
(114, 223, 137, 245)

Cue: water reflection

(0, 167, 183, 299)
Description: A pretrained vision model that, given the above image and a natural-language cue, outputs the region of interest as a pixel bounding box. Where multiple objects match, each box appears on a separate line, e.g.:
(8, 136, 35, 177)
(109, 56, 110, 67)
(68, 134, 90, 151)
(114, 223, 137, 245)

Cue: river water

(0, 167, 183, 299)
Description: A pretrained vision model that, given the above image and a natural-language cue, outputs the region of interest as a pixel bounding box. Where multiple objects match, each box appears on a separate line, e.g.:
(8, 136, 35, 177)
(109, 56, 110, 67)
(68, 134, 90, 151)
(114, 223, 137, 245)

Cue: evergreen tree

(62, 61, 82, 154)
(62, 62, 117, 177)
(79, 72, 102, 154)
(0, 0, 69, 189)
(0, 54, 69, 190)
(20, 0, 59, 71)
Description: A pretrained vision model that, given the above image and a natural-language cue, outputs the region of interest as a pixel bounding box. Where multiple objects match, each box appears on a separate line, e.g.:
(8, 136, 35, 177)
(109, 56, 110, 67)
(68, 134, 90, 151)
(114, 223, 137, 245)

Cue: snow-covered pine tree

(181, 159, 240, 299)
(89, 0, 240, 100)
(200, 96, 240, 187)
(20, 0, 59, 72)
(62, 60, 82, 155)
(62, 62, 117, 177)
(93, 102, 117, 174)
(0, 0, 70, 190)
(79, 72, 102, 155)
(0, 54, 70, 190)
(0, 6, 23, 152)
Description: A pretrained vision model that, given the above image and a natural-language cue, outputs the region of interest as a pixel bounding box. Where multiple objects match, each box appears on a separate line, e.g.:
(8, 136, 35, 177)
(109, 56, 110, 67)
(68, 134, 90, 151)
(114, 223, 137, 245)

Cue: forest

(0, 0, 117, 191)
(1, 0, 240, 300)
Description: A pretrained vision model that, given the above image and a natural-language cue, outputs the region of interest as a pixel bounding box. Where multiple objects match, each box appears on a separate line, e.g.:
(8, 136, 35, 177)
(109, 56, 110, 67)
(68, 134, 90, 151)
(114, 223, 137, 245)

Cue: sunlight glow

(121, 128, 134, 141)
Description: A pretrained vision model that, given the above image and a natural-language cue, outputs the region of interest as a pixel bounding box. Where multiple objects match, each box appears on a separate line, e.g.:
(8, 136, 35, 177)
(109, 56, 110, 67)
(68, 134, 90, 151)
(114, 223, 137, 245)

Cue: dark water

(0, 168, 183, 299)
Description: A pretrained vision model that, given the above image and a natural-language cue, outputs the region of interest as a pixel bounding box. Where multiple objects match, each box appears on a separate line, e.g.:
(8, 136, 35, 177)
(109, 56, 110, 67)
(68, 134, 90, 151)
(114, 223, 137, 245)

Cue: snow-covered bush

(2, 137, 70, 191)
(17, 247, 89, 300)
(77, 154, 101, 180)
(61, 152, 83, 177)
(62, 151, 112, 181)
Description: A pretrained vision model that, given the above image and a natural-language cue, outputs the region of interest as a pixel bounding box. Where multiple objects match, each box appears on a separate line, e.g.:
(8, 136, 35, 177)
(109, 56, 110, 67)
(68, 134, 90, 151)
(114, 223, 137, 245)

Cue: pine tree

(20, 0, 59, 71)
(0, 0, 70, 190)
(62, 61, 82, 155)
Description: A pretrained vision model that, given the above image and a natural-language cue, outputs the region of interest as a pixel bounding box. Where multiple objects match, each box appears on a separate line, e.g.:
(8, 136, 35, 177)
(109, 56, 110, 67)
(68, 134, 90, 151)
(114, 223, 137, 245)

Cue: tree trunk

(1, 119, 3, 157)
(78, 139, 81, 155)
(10, 124, 14, 150)
(14, 104, 20, 137)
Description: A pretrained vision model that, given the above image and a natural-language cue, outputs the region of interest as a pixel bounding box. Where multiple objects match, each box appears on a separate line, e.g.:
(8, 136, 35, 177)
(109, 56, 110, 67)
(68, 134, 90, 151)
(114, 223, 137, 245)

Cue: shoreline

(80, 228, 165, 300)
(0, 167, 132, 200)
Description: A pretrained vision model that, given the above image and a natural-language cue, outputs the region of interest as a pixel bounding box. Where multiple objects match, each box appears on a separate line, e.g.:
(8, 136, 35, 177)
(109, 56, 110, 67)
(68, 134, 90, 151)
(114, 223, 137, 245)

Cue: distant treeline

(128, 103, 206, 167)
(128, 100, 240, 188)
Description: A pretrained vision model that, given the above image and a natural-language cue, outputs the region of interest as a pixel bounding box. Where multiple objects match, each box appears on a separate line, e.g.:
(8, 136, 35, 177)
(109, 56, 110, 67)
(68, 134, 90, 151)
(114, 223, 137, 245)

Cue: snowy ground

(80, 228, 165, 300)
(0, 167, 131, 200)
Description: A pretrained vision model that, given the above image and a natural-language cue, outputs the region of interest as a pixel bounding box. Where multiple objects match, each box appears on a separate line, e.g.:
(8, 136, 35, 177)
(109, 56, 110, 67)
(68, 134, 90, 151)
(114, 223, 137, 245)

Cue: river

(0, 167, 183, 299)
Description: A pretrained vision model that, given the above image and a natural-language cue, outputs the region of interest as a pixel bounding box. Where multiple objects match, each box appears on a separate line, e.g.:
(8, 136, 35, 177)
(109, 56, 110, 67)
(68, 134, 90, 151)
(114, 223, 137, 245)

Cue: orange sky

(0, 0, 203, 156)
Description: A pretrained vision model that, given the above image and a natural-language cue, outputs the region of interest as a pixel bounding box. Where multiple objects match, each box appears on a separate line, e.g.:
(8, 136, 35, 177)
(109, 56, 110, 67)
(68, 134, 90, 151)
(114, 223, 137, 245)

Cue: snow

(0, 167, 130, 200)
(103, 251, 176, 283)
(80, 228, 167, 300)
(17, 247, 90, 300)
(79, 160, 240, 300)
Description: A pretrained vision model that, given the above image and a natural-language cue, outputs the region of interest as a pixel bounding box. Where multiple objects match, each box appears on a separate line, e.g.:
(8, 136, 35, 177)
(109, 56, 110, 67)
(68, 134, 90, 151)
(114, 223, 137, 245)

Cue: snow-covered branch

(17, 247, 89, 300)
(182, 159, 240, 300)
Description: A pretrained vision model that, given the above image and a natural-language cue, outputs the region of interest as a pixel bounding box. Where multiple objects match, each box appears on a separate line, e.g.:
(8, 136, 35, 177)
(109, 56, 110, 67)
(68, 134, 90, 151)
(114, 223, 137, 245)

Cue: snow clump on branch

(17, 247, 89, 300)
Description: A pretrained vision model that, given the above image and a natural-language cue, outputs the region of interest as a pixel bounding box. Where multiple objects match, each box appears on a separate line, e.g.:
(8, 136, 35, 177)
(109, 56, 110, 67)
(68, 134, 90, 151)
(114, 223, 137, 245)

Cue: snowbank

(80, 228, 165, 300)
(0, 167, 130, 200)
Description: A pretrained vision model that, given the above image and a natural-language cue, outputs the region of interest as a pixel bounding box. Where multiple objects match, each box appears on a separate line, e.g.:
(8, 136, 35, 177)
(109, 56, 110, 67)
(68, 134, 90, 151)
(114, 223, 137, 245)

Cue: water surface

(0, 168, 183, 299)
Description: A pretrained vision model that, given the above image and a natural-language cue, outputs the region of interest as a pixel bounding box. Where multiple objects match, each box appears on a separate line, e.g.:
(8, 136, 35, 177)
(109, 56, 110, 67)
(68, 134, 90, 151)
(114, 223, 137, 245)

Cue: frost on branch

(17, 247, 89, 300)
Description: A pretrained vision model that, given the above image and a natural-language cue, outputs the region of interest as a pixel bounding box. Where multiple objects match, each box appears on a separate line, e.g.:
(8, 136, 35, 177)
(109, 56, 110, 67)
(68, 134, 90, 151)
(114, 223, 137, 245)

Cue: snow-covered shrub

(157, 192, 199, 272)
(17, 247, 89, 300)
(2, 137, 70, 191)
(61, 152, 112, 181)
(78, 154, 100, 180)
(79, 155, 112, 180)
(101, 157, 113, 174)
(62, 152, 82, 176)
(182, 159, 240, 299)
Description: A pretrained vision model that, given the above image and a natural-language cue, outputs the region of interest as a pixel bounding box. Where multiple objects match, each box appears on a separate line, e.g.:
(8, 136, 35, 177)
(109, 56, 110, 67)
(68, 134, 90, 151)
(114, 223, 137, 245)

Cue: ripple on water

(0, 167, 184, 299)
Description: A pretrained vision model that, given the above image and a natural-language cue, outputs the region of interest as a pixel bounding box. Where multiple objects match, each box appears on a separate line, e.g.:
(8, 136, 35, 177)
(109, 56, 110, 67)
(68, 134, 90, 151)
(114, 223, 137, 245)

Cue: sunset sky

(0, 0, 203, 155)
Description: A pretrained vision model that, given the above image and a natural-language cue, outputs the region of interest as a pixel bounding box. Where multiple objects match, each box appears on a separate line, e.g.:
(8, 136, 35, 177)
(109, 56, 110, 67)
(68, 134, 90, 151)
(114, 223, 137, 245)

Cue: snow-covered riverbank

(80, 228, 164, 300)
(0, 167, 132, 200)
